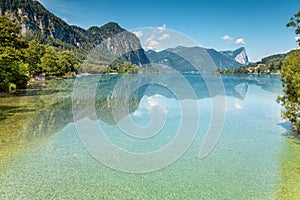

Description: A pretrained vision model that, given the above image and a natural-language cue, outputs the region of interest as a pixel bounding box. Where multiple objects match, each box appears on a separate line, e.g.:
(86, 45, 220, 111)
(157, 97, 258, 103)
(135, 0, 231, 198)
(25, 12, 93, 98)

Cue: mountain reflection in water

(0, 74, 281, 160)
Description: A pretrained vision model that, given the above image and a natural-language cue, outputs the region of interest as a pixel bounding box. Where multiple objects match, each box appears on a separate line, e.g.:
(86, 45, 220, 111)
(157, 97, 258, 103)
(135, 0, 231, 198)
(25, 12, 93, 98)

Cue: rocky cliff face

(0, 0, 149, 65)
(0, 0, 90, 46)
(221, 47, 249, 65)
(87, 23, 149, 66)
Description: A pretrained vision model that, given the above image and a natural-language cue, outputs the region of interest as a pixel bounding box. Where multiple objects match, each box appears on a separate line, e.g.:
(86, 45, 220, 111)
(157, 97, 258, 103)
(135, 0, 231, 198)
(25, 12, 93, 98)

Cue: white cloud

(146, 34, 155, 43)
(235, 38, 246, 45)
(221, 35, 233, 42)
(143, 26, 169, 51)
(234, 99, 244, 110)
(132, 31, 143, 38)
(157, 24, 167, 33)
(133, 110, 142, 117)
(146, 94, 167, 112)
(145, 34, 160, 50)
(147, 40, 160, 50)
(222, 35, 246, 45)
(147, 95, 159, 108)
(158, 33, 170, 41)
(295, 36, 300, 42)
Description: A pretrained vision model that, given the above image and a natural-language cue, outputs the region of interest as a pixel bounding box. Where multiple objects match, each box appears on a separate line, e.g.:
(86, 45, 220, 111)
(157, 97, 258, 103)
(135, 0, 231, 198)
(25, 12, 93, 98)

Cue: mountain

(145, 49, 196, 72)
(145, 46, 249, 72)
(0, 0, 249, 71)
(0, 0, 91, 47)
(220, 47, 249, 65)
(216, 49, 300, 74)
(0, 0, 149, 65)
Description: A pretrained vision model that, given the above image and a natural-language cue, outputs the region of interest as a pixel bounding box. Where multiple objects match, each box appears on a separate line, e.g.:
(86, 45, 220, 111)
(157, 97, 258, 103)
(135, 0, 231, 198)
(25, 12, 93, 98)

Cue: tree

(40, 48, 81, 76)
(40, 46, 60, 76)
(287, 10, 300, 45)
(0, 16, 83, 91)
(278, 10, 300, 134)
(25, 40, 45, 76)
(57, 51, 81, 74)
(278, 51, 300, 132)
(0, 16, 29, 91)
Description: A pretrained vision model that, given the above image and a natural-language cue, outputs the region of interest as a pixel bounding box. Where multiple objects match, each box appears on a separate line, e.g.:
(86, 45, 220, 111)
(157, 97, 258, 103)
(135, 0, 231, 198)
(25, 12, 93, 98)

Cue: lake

(0, 74, 299, 199)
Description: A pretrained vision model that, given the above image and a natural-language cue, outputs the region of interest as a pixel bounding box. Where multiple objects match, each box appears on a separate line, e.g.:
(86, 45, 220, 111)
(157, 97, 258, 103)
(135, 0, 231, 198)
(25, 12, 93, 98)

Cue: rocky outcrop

(0, 0, 149, 65)
(221, 47, 249, 65)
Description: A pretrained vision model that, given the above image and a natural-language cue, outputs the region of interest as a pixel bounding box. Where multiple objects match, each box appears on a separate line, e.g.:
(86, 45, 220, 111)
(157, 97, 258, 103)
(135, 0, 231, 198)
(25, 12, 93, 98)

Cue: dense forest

(0, 16, 83, 91)
(0, 16, 143, 92)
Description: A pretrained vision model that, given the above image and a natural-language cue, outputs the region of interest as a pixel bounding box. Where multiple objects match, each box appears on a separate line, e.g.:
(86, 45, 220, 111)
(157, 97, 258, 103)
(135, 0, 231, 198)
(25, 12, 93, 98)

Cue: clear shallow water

(0, 74, 296, 199)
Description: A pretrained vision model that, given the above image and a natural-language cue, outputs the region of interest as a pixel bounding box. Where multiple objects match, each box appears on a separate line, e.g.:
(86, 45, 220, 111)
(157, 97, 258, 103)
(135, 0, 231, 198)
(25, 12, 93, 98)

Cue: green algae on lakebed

(276, 138, 300, 199)
(0, 95, 43, 161)
(0, 80, 73, 162)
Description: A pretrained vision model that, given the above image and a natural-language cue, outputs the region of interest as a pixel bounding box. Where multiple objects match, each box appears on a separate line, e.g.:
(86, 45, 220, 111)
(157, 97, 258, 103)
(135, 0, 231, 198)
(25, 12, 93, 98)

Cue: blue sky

(38, 0, 300, 61)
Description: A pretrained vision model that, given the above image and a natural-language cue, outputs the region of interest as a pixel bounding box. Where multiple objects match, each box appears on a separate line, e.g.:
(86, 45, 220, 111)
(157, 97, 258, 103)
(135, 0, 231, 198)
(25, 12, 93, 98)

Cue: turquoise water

(0, 74, 288, 199)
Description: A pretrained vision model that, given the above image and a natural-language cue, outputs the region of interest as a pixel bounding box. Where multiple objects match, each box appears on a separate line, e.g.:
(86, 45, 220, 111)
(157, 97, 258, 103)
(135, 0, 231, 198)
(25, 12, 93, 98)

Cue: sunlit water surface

(0, 74, 299, 199)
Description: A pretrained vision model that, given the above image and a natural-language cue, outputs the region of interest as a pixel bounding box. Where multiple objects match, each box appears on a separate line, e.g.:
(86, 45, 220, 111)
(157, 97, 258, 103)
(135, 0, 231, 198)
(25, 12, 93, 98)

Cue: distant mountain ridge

(220, 47, 249, 65)
(0, 0, 149, 65)
(0, 0, 249, 70)
(145, 46, 249, 72)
